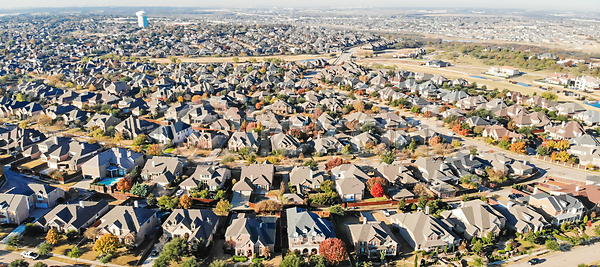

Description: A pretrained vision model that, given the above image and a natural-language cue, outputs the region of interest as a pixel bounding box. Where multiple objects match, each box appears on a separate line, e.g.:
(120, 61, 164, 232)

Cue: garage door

(36, 203, 48, 208)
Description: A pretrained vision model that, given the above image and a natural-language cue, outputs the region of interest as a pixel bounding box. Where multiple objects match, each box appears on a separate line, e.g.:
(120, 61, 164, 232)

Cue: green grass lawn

(363, 197, 388, 202)
(164, 148, 175, 154)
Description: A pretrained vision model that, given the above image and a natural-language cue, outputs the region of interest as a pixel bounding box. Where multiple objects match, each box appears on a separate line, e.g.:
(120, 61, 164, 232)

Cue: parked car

(23, 217, 35, 223)
(528, 258, 540, 265)
(21, 251, 39, 260)
(381, 210, 390, 216)
(150, 249, 159, 256)
(175, 189, 184, 197)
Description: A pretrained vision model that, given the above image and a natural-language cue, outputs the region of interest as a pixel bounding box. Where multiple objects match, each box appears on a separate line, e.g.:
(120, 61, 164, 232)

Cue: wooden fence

(535, 155, 587, 170)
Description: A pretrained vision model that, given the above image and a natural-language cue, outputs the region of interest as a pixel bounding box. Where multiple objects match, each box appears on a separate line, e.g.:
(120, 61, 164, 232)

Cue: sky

(2, 0, 600, 12)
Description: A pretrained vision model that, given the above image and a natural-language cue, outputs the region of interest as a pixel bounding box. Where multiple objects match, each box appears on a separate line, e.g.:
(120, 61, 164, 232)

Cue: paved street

(0, 250, 70, 266)
(333, 47, 357, 65)
(511, 242, 600, 267)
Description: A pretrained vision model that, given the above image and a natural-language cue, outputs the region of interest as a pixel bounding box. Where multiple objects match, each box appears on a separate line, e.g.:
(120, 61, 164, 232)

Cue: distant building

(487, 66, 519, 78)
(136, 11, 148, 28)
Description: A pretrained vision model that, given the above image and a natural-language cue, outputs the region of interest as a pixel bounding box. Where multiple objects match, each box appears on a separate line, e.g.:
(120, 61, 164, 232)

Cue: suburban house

(0, 193, 30, 224)
(35, 200, 110, 233)
(573, 110, 600, 126)
(225, 213, 276, 257)
(544, 121, 585, 140)
(440, 200, 506, 240)
(228, 131, 261, 152)
(149, 121, 193, 144)
(141, 156, 183, 187)
(270, 133, 304, 156)
(331, 164, 369, 202)
(12, 184, 65, 209)
(313, 137, 344, 155)
(26, 137, 102, 171)
(162, 209, 219, 250)
(348, 221, 399, 258)
(487, 66, 519, 77)
(482, 125, 525, 141)
(389, 212, 460, 252)
(524, 193, 585, 225)
(180, 165, 231, 191)
(574, 76, 600, 92)
(270, 99, 294, 115)
(494, 202, 549, 234)
(232, 163, 275, 195)
(550, 184, 600, 212)
(81, 148, 144, 180)
(186, 130, 228, 150)
(115, 116, 159, 139)
(85, 114, 122, 132)
(376, 161, 418, 187)
(96, 206, 159, 247)
(289, 166, 327, 194)
(287, 207, 335, 256)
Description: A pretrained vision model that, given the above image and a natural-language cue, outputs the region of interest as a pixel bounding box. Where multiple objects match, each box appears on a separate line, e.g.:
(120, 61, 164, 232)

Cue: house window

(372, 241, 377, 246)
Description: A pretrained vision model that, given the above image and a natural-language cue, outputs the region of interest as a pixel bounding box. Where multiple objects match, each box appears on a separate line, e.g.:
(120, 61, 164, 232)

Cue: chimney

(460, 201, 464, 207)
(79, 201, 85, 208)
(470, 154, 474, 161)
(134, 200, 139, 208)
(533, 187, 538, 195)
(562, 121, 565, 127)
(576, 186, 580, 192)
(439, 164, 444, 172)
(507, 202, 513, 209)
(309, 169, 313, 178)
(54, 136, 59, 144)
(152, 161, 156, 168)
(425, 205, 430, 215)
(81, 143, 85, 149)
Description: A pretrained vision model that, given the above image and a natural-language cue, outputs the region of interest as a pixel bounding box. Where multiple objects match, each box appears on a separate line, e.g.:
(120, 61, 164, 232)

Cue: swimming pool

(517, 82, 530, 87)
(585, 102, 600, 109)
(470, 75, 488, 80)
(98, 177, 123, 187)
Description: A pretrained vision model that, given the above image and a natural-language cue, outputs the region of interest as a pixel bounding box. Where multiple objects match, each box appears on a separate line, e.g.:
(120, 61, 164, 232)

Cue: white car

(21, 251, 39, 260)
(381, 210, 390, 216)
(175, 189, 185, 197)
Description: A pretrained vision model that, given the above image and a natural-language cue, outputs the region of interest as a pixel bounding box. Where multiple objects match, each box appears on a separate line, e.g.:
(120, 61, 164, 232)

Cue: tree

(37, 115, 53, 128)
(18, 121, 27, 129)
(155, 238, 188, 267)
(537, 146, 549, 156)
(414, 254, 419, 267)
(69, 247, 82, 263)
(429, 136, 441, 146)
(93, 233, 120, 255)
(510, 142, 527, 154)
(473, 257, 484, 267)
(254, 200, 282, 214)
(379, 151, 395, 164)
(370, 183, 384, 198)
(209, 260, 228, 267)
(320, 180, 334, 193)
(325, 157, 348, 171)
(303, 159, 318, 170)
(398, 198, 406, 211)
(280, 252, 302, 267)
(181, 257, 199, 267)
(147, 193, 157, 206)
(215, 199, 232, 215)
(9, 260, 28, 267)
(130, 183, 150, 197)
(472, 240, 483, 253)
(179, 194, 192, 209)
(46, 229, 60, 245)
(38, 242, 52, 256)
(33, 263, 46, 267)
(116, 178, 133, 192)
(132, 134, 146, 146)
(366, 177, 387, 191)
(541, 91, 558, 101)
(147, 144, 162, 156)
(319, 238, 347, 265)
(545, 239, 559, 251)
(15, 93, 24, 102)
(595, 226, 600, 237)
(84, 227, 99, 241)
(158, 196, 179, 210)
(262, 245, 272, 259)
(329, 204, 345, 215)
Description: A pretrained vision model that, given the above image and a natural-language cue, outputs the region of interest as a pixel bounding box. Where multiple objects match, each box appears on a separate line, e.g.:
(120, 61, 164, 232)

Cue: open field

(143, 54, 332, 64)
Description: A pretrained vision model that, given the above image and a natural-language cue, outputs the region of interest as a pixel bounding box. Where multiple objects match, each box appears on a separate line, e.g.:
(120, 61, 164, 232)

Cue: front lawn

(363, 197, 388, 202)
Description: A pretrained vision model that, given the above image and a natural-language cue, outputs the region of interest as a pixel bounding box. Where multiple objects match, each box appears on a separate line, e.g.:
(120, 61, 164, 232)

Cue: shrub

(232, 256, 248, 262)
(100, 254, 112, 264)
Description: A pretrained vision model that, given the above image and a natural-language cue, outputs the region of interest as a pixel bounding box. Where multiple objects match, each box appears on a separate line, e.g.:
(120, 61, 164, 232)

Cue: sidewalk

(0, 243, 129, 267)
(489, 248, 549, 265)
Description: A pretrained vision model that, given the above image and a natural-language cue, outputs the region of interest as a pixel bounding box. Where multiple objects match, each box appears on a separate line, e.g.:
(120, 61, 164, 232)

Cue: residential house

(270, 99, 294, 115)
(573, 110, 600, 126)
(233, 163, 275, 195)
(488, 66, 519, 77)
(0, 193, 29, 224)
(440, 200, 506, 240)
(85, 114, 122, 132)
(348, 222, 399, 258)
(11, 183, 65, 209)
(115, 116, 159, 139)
(313, 136, 344, 155)
(376, 161, 418, 187)
(389, 212, 460, 252)
(287, 207, 335, 255)
(186, 130, 228, 150)
(81, 148, 144, 180)
(162, 209, 219, 250)
(149, 121, 193, 144)
(331, 164, 369, 202)
(544, 121, 585, 140)
(225, 213, 276, 257)
(228, 131, 260, 152)
(96, 206, 159, 246)
(289, 166, 327, 194)
(574, 76, 600, 92)
(494, 202, 548, 234)
(551, 102, 586, 116)
(141, 156, 183, 187)
(35, 200, 110, 233)
(482, 125, 525, 141)
(180, 165, 231, 191)
(511, 161, 535, 176)
(524, 193, 585, 225)
(271, 133, 304, 156)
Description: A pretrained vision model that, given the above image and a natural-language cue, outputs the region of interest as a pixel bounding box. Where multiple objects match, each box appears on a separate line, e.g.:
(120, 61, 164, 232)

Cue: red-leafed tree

(423, 111, 433, 118)
(314, 108, 323, 119)
(366, 177, 387, 191)
(246, 122, 257, 132)
(325, 158, 349, 171)
(116, 178, 132, 192)
(319, 238, 347, 265)
(452, 124, 462, 133)
(370, 183, 384, 198)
